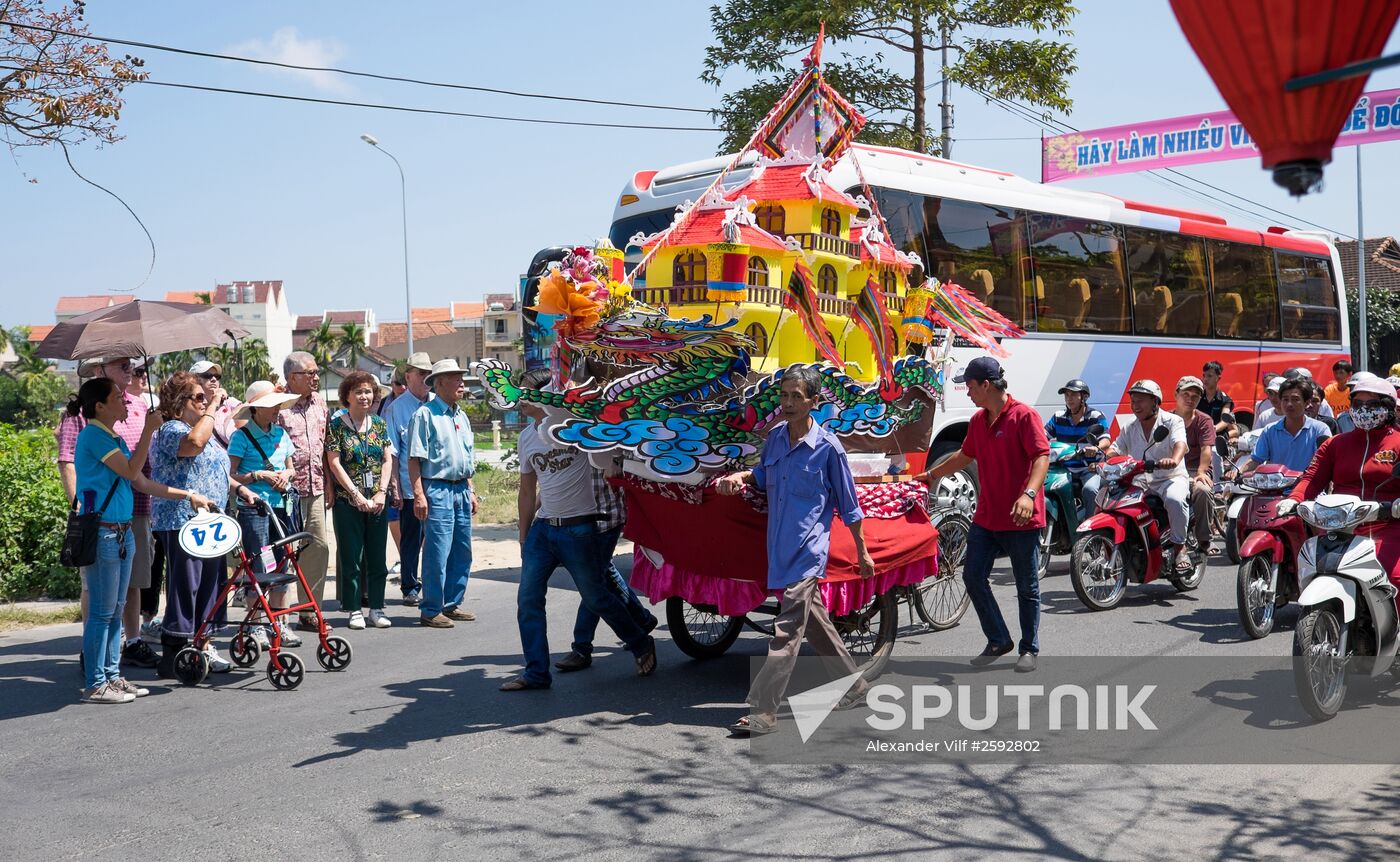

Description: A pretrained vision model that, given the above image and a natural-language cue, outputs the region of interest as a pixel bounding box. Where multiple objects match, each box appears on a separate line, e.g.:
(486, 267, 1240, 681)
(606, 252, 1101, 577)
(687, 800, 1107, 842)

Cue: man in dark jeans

(385, 352, 434, 606)
(919, 357, 1049, 672)
(501, 380, 658, 691)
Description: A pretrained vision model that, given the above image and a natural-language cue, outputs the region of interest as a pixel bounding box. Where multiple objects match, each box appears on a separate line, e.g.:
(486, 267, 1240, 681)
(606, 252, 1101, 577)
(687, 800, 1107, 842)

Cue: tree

(702, 0, 1077, 156)
(1348, 284, 1400, 370)
(0, 0, 148, 149)
(0, 326, 67, 428)
(305, 320, 337, 368)
(337, 322, 367, 369)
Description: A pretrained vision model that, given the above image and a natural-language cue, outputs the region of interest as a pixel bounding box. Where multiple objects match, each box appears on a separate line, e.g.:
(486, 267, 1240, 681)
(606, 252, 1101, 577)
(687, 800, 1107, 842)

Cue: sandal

(635, 649, 657, 677)
(728, 714, 777, 736)
(834, 687, 868, 711)
(498, 675, 550, 692)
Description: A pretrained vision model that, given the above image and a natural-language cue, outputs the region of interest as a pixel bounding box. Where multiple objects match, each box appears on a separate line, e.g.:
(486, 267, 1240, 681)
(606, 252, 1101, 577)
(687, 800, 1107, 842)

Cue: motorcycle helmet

(1058, 379, 1091, 396)
(1127, 379, 1163, 403)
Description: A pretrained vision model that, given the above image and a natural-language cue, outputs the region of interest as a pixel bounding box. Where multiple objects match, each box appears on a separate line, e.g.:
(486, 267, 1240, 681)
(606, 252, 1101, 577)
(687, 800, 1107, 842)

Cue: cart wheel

(173, 646, 209, 686)
(833, 590, 898, 679)
(230, 632, 261, 668)
(267, 651, 305, 690)
(316, 635, 353, 671)
(915, 512, 972, 630)
(664, 597, 744, 660)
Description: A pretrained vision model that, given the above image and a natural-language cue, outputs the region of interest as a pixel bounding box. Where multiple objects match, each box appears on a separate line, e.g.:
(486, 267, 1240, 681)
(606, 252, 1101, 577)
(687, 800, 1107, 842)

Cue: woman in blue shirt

(151, 371, 262, 678)
(227, 381, 301, 644)
(71, 377, 213, 704)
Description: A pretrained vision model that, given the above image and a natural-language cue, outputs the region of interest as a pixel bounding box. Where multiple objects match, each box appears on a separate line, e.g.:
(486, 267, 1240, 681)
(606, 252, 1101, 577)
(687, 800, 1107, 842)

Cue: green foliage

(1347, 283, 1400, 369)
(0, 367, 69, 428)
(0, 425, 75, 600)
(702, 0, 1078, 155)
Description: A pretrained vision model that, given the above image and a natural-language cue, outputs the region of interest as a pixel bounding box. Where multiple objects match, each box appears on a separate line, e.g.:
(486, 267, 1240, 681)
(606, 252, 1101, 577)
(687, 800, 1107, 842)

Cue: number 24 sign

(178, 513, 243, 559)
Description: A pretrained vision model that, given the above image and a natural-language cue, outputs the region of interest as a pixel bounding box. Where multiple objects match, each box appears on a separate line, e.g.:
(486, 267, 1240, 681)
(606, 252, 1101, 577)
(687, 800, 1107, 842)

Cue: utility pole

(1357, 146, 1367, 372)
(940, 22, 952, 159)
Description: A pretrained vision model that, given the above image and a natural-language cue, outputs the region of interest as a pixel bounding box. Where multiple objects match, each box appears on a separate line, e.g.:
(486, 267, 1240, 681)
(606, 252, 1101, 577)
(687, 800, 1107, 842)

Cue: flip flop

(728, 714, 777, 736)
(635, 649, 657, 677)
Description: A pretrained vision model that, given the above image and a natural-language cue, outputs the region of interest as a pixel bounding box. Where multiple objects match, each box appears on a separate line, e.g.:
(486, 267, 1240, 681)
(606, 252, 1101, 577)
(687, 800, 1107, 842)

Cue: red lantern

(1171, 0, 1400, 195)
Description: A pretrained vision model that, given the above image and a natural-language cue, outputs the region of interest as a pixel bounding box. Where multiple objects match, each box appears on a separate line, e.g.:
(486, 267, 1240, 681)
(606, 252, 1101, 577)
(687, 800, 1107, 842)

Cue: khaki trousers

(297, 494, 331, 608)
(747, 576, 863, 718)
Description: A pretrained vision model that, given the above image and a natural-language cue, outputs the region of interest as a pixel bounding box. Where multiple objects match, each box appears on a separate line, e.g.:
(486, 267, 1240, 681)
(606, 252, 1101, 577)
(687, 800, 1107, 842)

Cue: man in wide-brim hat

(406, 358, 479, 628)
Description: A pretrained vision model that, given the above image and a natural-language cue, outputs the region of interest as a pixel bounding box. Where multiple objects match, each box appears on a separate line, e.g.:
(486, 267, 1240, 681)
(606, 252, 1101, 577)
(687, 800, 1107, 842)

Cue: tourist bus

(593, 143, 1349, 494)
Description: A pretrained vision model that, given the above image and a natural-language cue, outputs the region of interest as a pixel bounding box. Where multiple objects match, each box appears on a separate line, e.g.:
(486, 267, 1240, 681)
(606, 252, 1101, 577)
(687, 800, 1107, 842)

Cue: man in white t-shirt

(1103, 379, 1192, 571)
(500, 386, 658, 691)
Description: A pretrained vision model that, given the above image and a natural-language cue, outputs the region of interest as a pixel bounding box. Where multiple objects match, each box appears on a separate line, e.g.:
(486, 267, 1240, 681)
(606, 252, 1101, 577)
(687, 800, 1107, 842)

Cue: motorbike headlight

(1246, 472, 1295, 492)
(1302, 503, 1362, 532)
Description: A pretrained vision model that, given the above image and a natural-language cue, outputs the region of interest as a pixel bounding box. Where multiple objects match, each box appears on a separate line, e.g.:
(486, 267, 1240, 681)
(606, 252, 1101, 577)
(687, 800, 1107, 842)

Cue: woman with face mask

(1288, 374, 1400, 613)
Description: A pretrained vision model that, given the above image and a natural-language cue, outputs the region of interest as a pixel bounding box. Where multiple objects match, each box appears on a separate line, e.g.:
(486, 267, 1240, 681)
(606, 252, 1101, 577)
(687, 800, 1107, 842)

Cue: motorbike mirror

(1152, 425, 1169, 443)
(1087, 423, 1105, 437)
(1221, 410, 1236, 423)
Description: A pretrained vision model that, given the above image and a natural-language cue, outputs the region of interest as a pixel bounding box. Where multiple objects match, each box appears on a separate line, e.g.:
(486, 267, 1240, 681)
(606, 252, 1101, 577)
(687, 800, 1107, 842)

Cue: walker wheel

(266, 651, 305, 690)
(230, 632, 261, 668)
(316, 635, 352, 672)
(174, 646, 209, 686)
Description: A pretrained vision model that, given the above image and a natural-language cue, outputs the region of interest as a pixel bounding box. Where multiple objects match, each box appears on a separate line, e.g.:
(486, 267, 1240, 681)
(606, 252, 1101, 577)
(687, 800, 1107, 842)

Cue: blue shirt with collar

(751, 420, 864, 590)
(407, 395, 475, 483)
(1252, 415, 1331, 472)
(387, 389, 432, 498)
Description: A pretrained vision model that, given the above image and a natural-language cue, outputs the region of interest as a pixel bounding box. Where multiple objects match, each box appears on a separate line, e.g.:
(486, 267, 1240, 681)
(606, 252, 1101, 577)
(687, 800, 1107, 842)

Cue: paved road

(1, 527, 1395, 861)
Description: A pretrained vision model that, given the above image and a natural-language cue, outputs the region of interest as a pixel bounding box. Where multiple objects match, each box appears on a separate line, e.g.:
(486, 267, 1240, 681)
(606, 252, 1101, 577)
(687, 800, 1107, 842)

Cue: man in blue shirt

(407, 359, 478, 628)
(716, 367, 875, 736)
(1044, 378, 1110, 514)
(1234, 377, 1331, 474)
(385, 352, 433, 606)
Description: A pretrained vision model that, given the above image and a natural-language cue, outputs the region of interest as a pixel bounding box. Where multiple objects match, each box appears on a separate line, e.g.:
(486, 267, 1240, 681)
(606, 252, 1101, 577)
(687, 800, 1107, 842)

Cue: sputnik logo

(787, 671, 864, 743)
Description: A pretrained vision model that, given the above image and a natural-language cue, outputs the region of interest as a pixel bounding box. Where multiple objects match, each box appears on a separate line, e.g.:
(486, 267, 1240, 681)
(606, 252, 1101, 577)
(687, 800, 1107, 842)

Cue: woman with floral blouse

(327, 371, 396, 629)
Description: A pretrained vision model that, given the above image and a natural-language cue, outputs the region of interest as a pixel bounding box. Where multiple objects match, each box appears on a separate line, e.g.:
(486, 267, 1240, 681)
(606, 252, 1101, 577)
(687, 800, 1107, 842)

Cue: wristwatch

(1023, 488, 1038, 500)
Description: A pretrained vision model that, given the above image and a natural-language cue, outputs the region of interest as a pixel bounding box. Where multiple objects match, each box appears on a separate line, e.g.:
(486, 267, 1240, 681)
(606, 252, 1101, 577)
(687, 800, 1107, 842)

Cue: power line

(3, 20, 713, 114)
(0, 65, 727, 132)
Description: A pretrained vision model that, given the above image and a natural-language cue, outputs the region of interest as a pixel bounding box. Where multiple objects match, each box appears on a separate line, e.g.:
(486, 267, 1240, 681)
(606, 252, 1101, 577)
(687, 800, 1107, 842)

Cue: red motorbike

(1234, 463, 1308, 639)
(1069, 432, 1207, 611)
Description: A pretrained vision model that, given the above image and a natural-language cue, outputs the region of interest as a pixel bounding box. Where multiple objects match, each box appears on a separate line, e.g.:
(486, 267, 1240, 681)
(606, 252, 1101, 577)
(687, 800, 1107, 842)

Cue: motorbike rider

(1170, 375, 1217, 556)
(1283, 375, 1400, 615)
(1044, 379, 1111, 515)
(1102, 379, 1193, 573)
(1233, 376, 1331, 475)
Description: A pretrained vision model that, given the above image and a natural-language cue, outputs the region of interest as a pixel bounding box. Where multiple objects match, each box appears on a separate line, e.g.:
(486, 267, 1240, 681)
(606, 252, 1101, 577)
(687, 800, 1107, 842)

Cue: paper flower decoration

(532, 269, 601, 336)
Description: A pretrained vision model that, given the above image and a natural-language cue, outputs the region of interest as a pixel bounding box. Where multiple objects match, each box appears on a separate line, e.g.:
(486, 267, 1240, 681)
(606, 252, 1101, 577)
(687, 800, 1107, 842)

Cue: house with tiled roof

(54, 294, 135, 322)
(371, 303, 485, 368)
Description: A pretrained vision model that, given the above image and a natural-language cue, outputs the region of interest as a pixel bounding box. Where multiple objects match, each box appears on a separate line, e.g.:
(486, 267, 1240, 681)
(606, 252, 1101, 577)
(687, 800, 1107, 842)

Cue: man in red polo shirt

(918, 357, 1049, 672)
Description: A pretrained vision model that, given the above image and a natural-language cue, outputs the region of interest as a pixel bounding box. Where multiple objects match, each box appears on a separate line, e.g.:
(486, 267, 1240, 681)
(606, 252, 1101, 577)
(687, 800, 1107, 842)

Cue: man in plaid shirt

(552, 454, 659, 673)
(56, 356, 161, 669)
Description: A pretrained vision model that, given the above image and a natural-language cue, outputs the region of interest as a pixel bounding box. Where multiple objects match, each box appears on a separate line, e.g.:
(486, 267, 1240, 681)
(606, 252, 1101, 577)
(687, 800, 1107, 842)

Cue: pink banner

(1042, 87, 1400, 183)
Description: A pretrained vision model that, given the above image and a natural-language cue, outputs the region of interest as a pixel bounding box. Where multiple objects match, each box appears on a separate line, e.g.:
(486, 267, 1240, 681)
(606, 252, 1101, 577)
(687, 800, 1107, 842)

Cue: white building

(167, 281, 296, 375)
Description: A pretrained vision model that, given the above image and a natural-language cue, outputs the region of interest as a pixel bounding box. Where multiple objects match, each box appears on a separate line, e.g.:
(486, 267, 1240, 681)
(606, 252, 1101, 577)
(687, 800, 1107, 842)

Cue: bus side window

(1209, 240, 1279, 340)
(1276, 252, 1341, 342)
(1124, 229, 1210, 338)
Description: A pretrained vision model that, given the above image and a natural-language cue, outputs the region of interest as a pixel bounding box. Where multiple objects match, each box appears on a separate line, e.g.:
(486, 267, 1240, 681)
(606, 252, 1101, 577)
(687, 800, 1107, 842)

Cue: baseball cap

(1127, 379, 1163, 402)
(953, 356, 1004, 384)
(1266, 377, 1283, 392)
(1176, 375, 1205, 395)
(189, 360, 222, 376)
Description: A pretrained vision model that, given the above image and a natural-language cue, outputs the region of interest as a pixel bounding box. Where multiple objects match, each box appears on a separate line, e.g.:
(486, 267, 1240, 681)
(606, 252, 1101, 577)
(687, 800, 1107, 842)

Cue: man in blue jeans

(501, 383, 658, 691)
(553, 455, 658, 673)
(918, 357, 1049, 672)
(407, 359, 478, 628)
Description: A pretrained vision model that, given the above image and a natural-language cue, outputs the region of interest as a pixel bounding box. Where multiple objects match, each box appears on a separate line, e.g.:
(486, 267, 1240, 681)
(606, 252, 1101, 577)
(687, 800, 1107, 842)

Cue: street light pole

(360, 133, 414, 354)
(1356, 146, 1367, 372)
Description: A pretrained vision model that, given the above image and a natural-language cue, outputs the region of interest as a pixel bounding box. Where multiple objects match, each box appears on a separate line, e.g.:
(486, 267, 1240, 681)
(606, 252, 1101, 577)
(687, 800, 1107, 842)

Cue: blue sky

(4, 1, 1399, 329)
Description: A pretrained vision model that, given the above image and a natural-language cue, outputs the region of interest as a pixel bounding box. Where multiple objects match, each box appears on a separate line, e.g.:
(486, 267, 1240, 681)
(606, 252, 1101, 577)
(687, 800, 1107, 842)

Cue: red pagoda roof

(726, 163, 860, 209)
(645, 207, 788, 252)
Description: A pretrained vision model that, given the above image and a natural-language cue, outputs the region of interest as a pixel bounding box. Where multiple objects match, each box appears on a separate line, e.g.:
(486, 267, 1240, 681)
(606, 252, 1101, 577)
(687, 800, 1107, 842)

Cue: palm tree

(238, 338, 272, 389)
(305, 320, 337, 368)
(337, 322, 367, 370)
(7, 330, 51, 378)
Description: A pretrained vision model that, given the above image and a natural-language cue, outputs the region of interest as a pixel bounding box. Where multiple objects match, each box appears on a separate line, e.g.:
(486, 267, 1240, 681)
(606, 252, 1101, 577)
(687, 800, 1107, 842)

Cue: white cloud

(226, 27, 350, 94)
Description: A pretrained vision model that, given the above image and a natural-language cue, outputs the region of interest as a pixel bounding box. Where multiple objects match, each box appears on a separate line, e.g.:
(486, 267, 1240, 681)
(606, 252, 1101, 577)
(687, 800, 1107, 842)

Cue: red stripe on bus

(1115, 197, 1228, 225)
(1176, 218, 1265, 244)
(1261, 232, 1332, 256)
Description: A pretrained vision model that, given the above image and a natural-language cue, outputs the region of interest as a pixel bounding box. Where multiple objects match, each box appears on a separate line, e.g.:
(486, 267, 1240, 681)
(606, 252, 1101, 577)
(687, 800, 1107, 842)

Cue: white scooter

(1288, 493, 1400, 721)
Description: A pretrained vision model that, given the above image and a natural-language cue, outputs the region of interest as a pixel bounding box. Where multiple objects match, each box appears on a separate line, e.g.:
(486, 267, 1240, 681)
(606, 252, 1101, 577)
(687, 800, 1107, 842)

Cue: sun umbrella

(35, 299, 250, 361)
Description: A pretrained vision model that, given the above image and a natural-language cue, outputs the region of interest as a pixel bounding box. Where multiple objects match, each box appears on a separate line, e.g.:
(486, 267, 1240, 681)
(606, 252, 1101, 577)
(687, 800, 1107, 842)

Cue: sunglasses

(189, 392, 209, 404)
(199, 373, 221, 382)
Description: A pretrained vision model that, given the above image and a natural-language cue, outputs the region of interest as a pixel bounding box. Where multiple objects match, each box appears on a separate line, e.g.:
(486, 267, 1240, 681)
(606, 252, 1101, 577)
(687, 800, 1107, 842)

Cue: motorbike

(1291, 492, 1400, 721)
(1037, 425, 1106, 579)
(1069, 426, 1207, 611)
(1221, 427, 1263, 564)
(1233, 464, 1307, 639)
